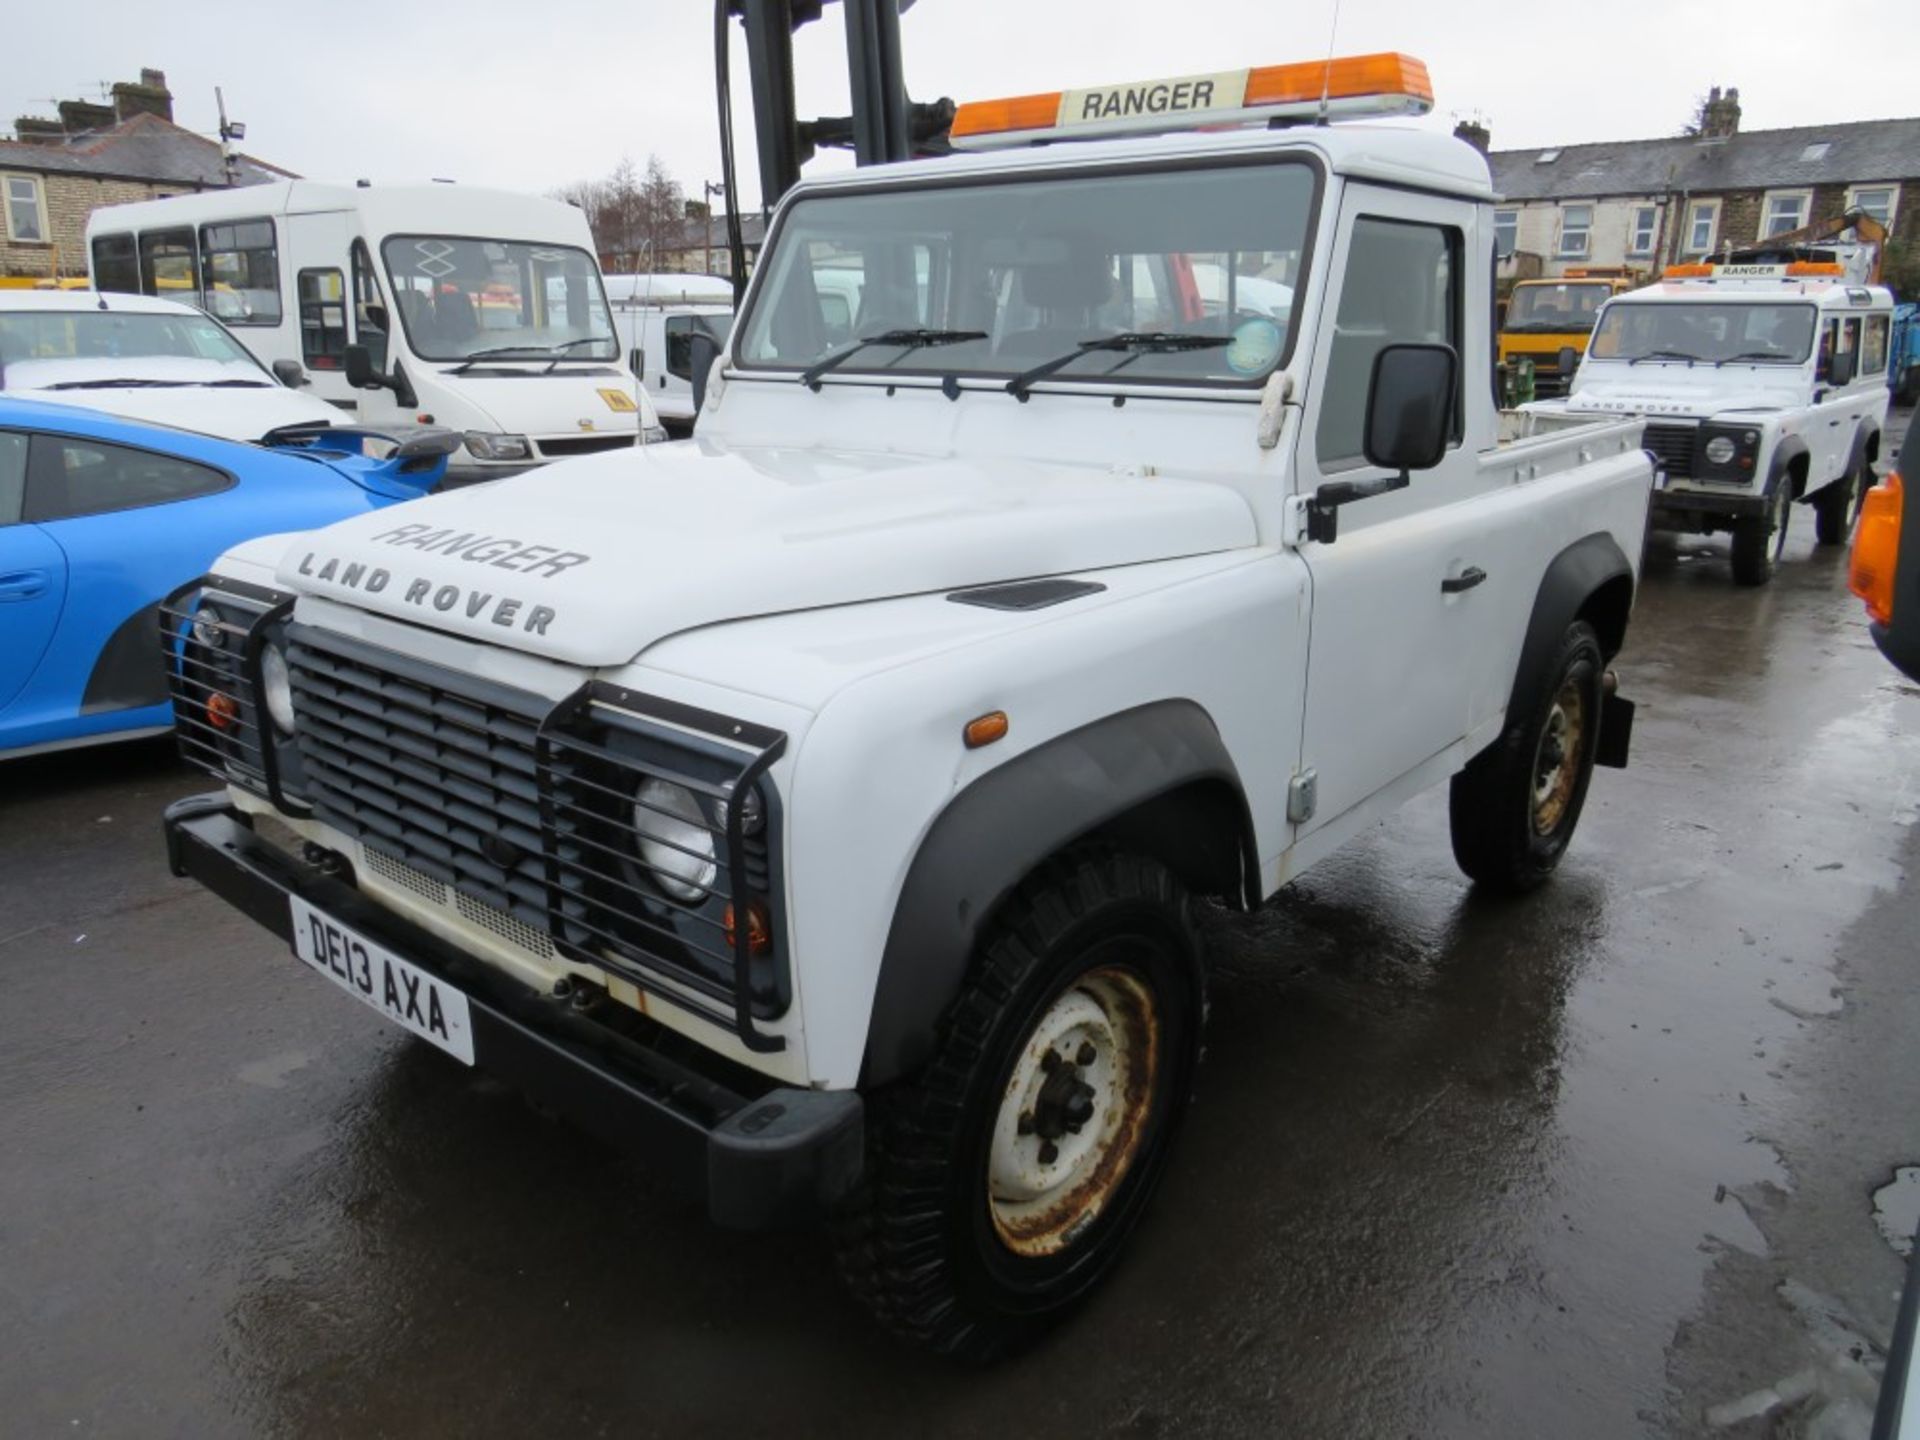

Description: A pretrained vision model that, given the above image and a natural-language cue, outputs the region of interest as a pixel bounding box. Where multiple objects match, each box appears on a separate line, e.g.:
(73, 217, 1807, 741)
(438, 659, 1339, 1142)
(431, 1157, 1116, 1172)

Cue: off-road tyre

(1449, 620, 1605, 895)
(1731, 481, 1790, 586)
(833, 850, 1205, 1361)
(1813, 465, 1866, 547)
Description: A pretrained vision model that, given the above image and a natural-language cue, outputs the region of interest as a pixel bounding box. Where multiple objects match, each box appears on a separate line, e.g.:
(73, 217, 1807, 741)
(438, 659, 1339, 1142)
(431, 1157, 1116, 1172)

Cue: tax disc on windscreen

(1226, 317, 1283, 375)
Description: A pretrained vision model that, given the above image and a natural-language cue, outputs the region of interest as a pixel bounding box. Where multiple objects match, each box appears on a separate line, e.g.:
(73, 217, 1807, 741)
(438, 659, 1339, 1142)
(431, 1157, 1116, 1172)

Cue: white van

(0, 289, 345, 440)
(86, 183, 666, 483)
(606, 275, 736, 431)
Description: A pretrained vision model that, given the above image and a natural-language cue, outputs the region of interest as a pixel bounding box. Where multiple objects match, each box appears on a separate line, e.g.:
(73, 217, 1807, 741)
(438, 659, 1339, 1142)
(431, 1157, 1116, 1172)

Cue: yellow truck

(1499, 268, 1636, 397)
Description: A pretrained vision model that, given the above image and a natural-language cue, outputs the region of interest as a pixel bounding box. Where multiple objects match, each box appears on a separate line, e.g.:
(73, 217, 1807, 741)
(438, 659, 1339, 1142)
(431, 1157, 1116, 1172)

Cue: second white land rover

(158, 54, 1655, 1357)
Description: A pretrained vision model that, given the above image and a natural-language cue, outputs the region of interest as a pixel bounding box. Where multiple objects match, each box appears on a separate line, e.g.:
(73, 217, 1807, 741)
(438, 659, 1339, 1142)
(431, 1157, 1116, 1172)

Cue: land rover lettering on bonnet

(161, 51, 1653, 1360)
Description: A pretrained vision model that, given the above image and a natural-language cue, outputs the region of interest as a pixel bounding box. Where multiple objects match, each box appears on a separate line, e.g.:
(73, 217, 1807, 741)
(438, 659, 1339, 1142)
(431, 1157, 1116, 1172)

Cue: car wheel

(834, 851, 1204, 1360)
(1731, 481, 1791, 586)
(1814, 465, 1866, 547)
(1449, 620, 1605, 895)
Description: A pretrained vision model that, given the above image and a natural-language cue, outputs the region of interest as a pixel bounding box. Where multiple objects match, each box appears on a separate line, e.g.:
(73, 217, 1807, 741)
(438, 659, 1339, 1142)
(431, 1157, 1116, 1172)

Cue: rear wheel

(1814, 464, 1867, 547)
(1450, 621, 1604, 894)
(1731, 481, 1791, 586)
(834, 851, 1204, 1360)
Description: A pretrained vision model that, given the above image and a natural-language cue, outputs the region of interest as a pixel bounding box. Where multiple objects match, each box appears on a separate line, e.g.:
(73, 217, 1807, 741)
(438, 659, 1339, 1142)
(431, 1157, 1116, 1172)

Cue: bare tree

(553, 154, 684, 273)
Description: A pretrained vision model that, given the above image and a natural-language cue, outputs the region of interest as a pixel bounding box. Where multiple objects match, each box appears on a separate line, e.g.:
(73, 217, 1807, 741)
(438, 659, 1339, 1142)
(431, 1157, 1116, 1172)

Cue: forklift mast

(715, 0, 953, 296)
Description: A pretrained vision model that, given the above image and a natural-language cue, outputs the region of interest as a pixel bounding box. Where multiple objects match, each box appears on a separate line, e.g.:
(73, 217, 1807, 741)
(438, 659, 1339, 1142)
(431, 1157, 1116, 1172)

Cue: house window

(1628, 206, 1658, 257)
(1557, 205, 1592, 258)
(199, 219, 281, 325)
(1846, 185, 1899, 229)
(4, 174, 48, 243)
(1761, 190, 1811, 238)
(1685, 201, 1720, 255)
(1493, 208, 1518, 259)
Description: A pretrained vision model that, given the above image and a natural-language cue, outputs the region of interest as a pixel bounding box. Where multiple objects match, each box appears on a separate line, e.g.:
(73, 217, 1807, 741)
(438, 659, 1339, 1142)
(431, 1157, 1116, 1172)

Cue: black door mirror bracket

(1306, 342, 1459, 544)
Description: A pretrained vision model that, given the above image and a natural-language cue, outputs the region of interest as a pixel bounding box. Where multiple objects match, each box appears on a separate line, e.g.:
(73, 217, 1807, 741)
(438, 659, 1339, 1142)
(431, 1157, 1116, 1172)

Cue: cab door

(1291, 190, 1527, 836)
(0, 431, 68, 717)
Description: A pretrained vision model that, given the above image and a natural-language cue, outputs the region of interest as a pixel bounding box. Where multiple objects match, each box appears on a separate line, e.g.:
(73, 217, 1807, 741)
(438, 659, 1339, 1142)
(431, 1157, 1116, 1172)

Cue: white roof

(1619, 277, 1894, 311)
(603, 273, 735, 306)
(0, 288, 208, 316)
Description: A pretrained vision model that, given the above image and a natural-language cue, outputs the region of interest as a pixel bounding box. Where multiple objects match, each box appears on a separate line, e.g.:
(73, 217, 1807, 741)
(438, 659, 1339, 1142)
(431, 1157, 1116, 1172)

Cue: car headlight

(633, 778, 718, 902)
(1704, 435, 1737, 465)
(191, 606, 228, 650)
(641, 425, 669, 445)
(260, 643, 297, 734)
(462, 431, 531, 461)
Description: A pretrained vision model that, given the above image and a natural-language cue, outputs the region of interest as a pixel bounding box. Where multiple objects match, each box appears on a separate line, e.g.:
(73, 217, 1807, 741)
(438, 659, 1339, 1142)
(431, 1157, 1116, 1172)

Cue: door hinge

(1287, 768, 1318, 823)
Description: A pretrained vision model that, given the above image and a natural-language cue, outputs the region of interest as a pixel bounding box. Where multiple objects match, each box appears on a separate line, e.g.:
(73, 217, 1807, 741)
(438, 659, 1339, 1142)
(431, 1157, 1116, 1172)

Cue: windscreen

(0, 308, 262, 369)
(1505, 283, 1611, 333)
(380, 236, 617, 362)
(1588, 301, 1817, 365)
(736, 161, 1317, 387)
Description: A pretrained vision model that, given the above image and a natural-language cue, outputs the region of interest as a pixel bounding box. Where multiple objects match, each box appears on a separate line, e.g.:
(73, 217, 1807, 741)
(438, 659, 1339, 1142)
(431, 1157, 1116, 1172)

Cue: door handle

(1441, 566, 1488, 594)
(0, 569, 49, 601)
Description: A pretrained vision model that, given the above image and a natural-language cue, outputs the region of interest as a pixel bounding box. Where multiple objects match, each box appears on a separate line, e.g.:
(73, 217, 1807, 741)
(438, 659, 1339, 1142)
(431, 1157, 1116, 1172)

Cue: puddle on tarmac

(1872, 1166, 1920, 1257)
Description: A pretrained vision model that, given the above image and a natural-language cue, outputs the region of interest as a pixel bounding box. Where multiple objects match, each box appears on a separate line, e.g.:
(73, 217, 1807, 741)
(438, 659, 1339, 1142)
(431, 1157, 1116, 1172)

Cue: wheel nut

(1017, 1111, 1034, 1136)
(1038, 1140, 1059, 1165)
(1076, 1041, 1096, 1066)
(1040, 1050, 1060, 1072)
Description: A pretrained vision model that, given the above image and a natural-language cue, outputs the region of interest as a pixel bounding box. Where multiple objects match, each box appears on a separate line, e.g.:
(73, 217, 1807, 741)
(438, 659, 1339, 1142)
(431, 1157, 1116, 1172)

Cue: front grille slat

(1644, 423, 1697, 478)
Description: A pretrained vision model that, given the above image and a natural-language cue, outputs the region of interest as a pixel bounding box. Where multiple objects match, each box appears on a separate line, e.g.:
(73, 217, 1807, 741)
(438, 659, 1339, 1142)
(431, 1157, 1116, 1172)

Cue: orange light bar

(1663, 264, 1713, 279)
(1786, 261, 1844, 276)
(1243, 53, 1432, 108)
(1850, 470, 1904, 626)
(950, 52, 1432, 148)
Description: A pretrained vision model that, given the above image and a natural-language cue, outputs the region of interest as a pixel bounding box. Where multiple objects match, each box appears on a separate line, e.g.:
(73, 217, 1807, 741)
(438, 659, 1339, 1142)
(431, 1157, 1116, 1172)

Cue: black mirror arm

(1306, 470, 1410, 543)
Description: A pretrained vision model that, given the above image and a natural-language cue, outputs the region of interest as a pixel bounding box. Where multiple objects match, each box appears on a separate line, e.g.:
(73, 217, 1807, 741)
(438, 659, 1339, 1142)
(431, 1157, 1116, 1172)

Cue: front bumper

(163, 794, 862, 1228)
(1652, 485, 1770, 525)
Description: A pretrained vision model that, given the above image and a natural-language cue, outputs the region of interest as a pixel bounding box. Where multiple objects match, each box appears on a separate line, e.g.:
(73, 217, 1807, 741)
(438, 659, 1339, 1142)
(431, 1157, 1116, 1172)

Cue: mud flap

(1596, 693, 1635, 770)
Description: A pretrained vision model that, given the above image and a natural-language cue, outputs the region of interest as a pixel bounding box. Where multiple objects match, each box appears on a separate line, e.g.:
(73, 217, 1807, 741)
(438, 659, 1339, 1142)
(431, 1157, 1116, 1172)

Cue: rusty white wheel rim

(987, 965, 1160, 1257)
(1531, 678, 1586, 835)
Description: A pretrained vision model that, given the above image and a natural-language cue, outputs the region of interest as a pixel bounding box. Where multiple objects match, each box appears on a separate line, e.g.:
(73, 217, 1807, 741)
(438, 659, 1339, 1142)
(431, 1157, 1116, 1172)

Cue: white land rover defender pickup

(1533, 255, 1893, 585)
(159, 55, 1654, 1357)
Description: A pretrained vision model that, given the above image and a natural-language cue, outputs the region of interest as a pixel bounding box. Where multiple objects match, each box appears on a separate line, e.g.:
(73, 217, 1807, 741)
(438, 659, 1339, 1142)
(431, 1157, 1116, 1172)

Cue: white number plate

(289, 896, 475, 1064)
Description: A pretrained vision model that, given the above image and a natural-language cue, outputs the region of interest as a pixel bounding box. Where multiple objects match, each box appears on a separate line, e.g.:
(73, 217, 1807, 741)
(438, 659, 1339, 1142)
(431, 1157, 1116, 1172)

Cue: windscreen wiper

(800, 329, 987, 391)
(195, 378, 272, 388)
(1627, 348, 1702, 367)
(44, 377, 189, 390)
(445, 346, 551, 375)
(1005, 332, 1229, 401)
(543, 337, 615, 373)
(1714, 349, 1787, 368)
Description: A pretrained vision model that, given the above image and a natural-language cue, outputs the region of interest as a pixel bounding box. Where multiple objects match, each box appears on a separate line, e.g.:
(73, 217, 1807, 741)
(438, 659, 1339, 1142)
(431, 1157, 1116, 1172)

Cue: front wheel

(1731, 481, 1791, 586)
(1449, 621, 1605, 894)
(834, 851, 1204, 1360)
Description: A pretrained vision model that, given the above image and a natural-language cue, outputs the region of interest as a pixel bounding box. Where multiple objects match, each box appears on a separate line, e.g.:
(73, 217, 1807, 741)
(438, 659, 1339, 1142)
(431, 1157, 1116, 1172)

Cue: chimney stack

(1452, 118, 1491, 154)
(111, 68, 173, 124)
(1701, 85, 1741, 139)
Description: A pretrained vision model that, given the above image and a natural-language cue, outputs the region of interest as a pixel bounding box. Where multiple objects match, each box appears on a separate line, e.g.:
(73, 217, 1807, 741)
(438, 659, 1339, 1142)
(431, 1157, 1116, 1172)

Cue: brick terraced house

(1, 69, 292, 283)
(1478, 89, 1920, 296)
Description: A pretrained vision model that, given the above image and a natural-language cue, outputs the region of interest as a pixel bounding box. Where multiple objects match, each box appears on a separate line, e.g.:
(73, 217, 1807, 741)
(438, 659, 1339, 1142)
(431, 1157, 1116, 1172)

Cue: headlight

(260, 643, 297, 734)
(1704, 436, 1737, 465)
(724, 783, 764, 836)
(640, 425, 669, 445)
(462, 431, 531, 461)
(191, 607, 227, 650)
(633, 778, 718, 902)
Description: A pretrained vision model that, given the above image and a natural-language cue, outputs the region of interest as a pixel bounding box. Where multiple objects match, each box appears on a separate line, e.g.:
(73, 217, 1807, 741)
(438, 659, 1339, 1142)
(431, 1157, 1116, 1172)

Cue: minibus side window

(91, 233, 139, 295)
(350, 241, 389, 371)
(199, 219, 281, 326)
(298, 268, 348, 370)
(138, 227, 199, 301)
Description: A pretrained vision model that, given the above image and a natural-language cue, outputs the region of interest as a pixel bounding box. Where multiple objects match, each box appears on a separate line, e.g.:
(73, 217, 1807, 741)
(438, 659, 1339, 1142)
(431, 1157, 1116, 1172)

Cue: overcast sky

(5, 0, 1914, 207)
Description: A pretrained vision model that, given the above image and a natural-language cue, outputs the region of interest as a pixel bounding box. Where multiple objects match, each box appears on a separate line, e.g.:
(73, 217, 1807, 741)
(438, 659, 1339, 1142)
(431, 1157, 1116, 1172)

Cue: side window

(138, 227, 199, 300)
(350, 241, 389, 370)
(1317, 218, 1461, 468)
(22, 434, 231, 523)
(91, 233, 140, 295)
(199, 219, 281, 325)
(1862, 314, 1889, 376)
(0, 430, 27, 524)
(298, 268, 348, 369)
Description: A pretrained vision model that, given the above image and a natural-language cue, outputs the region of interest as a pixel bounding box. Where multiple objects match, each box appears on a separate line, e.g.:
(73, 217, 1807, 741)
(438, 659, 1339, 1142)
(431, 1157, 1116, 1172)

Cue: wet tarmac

(4, 420, 1918, 1438)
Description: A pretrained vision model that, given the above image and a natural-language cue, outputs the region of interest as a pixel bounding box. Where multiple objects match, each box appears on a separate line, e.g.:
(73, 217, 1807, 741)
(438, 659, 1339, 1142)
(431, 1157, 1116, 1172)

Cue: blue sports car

(0, 398, 453, 759)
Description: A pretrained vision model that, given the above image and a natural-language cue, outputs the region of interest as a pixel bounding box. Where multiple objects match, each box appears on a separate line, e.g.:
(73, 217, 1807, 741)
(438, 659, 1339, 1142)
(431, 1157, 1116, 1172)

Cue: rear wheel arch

(861, 700, 1253, 1088)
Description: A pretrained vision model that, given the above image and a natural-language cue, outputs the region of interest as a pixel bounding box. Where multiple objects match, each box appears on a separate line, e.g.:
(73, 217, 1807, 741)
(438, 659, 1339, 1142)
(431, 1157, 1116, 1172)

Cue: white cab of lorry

(604, 273, 736, 432)
(85, 183, 665, 484)
(160, 54, 1654, 1358)
(1531, 257, 1893, 584)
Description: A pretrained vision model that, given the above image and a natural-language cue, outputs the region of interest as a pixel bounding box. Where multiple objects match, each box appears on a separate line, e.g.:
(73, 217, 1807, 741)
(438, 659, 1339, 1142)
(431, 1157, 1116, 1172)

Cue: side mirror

(687, 332, 722, 413)
(1362, 342, 1458, 474)
(344, 344, 378, 390)
(1556, 345, 1580, 382)
(629, 347, 645, 380)
(1829, 348, 1857, 388)
(271, 358, 308, 388)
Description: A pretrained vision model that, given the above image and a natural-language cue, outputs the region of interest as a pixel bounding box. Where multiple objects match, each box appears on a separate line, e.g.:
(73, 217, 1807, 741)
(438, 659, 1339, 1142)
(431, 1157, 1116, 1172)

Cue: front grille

(280, 625, 790, 1052)
(537, 435, 636, 458)
(1644, 423, 1697, 479)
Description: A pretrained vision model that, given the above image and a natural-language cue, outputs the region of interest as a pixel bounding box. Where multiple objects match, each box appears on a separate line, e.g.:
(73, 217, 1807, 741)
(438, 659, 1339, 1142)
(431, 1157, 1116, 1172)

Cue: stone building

(1, 69, 293, 282)
(1476, 90, 1920, 293)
